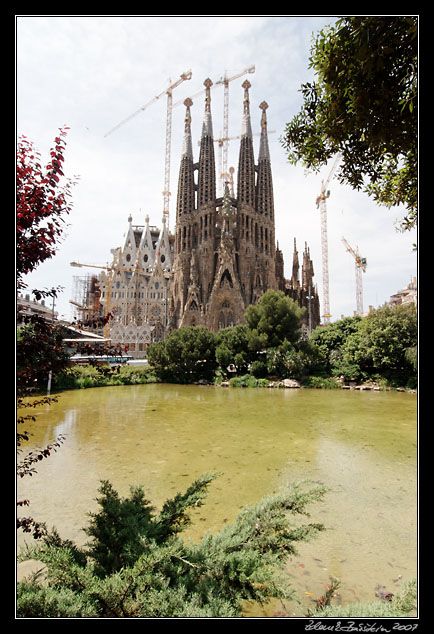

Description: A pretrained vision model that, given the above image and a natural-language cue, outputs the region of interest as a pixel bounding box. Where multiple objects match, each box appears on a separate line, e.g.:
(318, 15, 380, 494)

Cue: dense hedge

(52, 365, 159, 390)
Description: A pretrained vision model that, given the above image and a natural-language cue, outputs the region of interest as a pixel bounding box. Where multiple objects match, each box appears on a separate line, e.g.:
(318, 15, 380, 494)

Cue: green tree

(215, 324, 253, 374)
(281, 16, 417, 231)
(17, 476, 328, 618)
(349, 303, 417, 385)
(245, 290, 305, 351)
(309, 315, 363, 376)
(17, 319, 70, 394)
(266, 340, 320, 380)
(330, 330, 367, 382)
(311, 305, 417, 385)
(147, 326, 218, 383)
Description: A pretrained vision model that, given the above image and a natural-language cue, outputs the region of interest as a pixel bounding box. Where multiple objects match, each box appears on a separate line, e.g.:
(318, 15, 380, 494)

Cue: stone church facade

(168, 78, 320, 333)
(97, 214, 173, 356)
(92, 77, 320, 355)
(169, 79, 283, 332)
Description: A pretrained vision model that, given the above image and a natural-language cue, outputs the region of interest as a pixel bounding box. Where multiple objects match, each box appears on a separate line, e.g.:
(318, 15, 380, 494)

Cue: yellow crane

(341, 237, 367, 316)
(70, 261, 116, 338)
(104, 70, 192, 231)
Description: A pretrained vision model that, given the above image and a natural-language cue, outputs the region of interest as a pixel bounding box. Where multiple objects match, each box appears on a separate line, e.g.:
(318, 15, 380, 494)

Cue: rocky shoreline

(340, 380, 416, 393)
(215, 377, 416, 393)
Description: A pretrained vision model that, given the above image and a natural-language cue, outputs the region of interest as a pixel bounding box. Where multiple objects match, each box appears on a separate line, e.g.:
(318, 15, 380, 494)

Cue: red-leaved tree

(17, 127, 77, 538)
(17, 125, 78, 291)
(16, 128, 115, 538)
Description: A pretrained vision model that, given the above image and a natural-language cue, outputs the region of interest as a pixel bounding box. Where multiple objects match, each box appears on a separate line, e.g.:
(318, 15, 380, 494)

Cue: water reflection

(17, 384, 417, 615)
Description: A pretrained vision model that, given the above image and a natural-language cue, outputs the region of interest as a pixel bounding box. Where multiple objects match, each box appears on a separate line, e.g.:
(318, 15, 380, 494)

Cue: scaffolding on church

(70, 274, 102, 327)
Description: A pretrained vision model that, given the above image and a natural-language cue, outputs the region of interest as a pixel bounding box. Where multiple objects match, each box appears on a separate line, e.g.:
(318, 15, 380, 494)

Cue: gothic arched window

(220, 269, 233, 288)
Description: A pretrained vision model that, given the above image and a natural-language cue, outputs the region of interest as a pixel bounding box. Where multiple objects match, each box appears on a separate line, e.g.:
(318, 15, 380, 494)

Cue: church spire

(258, 100, 270, 161)
(241, 79, 253, 138)
(302, 241, 315, 290)
(138, 214, 156, 272)
(237, 80, 255, 206)
(201, 77, 213, 138)
(256, 100, 274, 219)
(198, 78, 216, 206)
(291, 237, 300, 289)
(176, 98, 195, 223)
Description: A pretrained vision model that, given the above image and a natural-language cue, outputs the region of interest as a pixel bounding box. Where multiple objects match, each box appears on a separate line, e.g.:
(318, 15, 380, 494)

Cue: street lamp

(47, 295, 56, 396)
(306, 285, 315, 337)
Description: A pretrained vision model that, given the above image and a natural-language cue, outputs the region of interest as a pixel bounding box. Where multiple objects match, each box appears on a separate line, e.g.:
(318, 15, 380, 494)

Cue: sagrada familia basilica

(88, 79, 320, 357)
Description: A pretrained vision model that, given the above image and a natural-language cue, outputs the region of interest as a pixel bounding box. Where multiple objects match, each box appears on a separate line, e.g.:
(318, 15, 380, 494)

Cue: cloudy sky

(16, 15, 417, 323)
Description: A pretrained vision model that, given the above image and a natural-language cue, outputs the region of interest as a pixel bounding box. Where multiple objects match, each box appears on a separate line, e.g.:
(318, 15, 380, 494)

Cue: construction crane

(70, 261, 116, 338)
(176, 66, 255, 192)
(200, 128, 275, 195)
(104, 70, 192, 232)
(215, 66, 255, 189)
(341, 237, 367, 316)
(214, 135, 241, 196)
(315, 154, 341, 324)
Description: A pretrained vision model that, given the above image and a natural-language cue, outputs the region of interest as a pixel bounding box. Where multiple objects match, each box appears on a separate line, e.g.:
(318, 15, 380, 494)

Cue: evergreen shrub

(18, 476, 328, 618)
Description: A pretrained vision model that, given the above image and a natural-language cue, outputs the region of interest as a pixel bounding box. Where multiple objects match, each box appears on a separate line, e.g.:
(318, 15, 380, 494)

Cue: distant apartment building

(17, 293, 57, 326)
(390, 276, 417, 307)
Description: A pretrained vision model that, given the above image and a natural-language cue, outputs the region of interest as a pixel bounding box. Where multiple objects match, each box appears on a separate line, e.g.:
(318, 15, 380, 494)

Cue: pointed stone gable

(155, 216, 172, 273)
(122, 215, 137, 267)
(138, 215, 156, 272)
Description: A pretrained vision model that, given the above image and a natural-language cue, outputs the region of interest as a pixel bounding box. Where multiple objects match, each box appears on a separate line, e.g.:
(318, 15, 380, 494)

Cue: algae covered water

(17, 384, 417, 616)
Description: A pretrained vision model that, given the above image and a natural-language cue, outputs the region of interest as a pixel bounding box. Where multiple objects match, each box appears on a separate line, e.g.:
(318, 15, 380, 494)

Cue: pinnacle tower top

(202, 78, 213, 137)
(258, 101, 270, 161)
(241, 79, 252, 138)
(181, 98, 193, 158)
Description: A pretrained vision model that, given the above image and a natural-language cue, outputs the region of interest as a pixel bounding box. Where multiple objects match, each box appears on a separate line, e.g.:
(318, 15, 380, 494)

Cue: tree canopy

(16, 126, 78, 290)
(308, 305, 417, 386)
(281, 16, 417, 231)
(215, 324, 253, 374)
(146, 326, 218, 383)
(244, 289, 305, 350)
(348, 303, 417, 384)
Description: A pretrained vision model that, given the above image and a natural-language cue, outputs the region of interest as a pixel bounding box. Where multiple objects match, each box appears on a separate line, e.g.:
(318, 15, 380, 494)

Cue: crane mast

(341, 237, 367, 316)
(104, 70, 192, 232)
(178, 66, 255, 195)
(315, 154, 340, 324)
(204, 127, 275, 196)
(162, 71, 193, 231)
(215, 65, 255, 193)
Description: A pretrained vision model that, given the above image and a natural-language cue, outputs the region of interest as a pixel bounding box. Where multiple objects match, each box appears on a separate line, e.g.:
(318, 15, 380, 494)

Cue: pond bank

(47, 364, 416, 394)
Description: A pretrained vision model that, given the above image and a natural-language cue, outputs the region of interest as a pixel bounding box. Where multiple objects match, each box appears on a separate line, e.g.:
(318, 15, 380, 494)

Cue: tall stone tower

(285, 238, 321, 334)
(169, 78, 285, 332)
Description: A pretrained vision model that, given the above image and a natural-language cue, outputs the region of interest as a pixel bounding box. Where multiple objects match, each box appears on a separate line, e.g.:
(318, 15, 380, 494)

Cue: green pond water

(17, 384, 417, 617)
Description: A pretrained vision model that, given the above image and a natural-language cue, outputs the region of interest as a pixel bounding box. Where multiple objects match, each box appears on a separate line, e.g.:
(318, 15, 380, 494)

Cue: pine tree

(18, 475, 328, 618)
